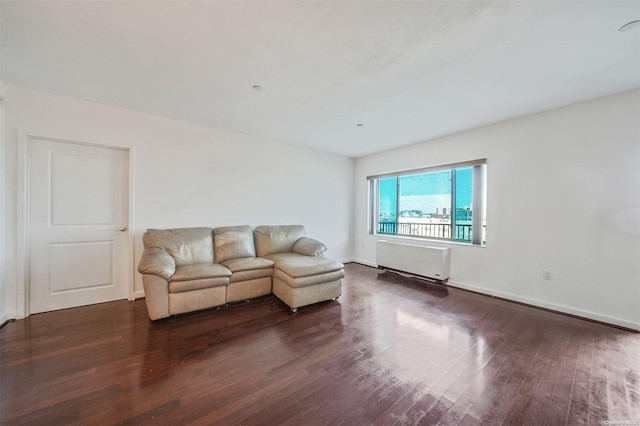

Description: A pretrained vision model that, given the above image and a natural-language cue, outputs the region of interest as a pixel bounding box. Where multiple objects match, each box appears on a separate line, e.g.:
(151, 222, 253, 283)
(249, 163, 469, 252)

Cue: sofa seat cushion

(274, 268, 345, 288)
(266, 253, 344, 278)
(221, 257, 274, 272)
(169, 277, 229, 293)
(229, 268, 274, 283)
(221, 257, 275, 284)
(172, 263, 231, 282)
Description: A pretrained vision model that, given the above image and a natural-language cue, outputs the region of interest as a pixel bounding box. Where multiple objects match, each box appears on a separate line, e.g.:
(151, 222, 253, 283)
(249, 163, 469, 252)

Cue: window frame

(368, 159, 486, 246)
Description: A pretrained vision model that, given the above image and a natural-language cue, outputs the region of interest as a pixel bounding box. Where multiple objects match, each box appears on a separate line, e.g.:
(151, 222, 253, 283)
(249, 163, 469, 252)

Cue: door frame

(16, 131, 136, 318)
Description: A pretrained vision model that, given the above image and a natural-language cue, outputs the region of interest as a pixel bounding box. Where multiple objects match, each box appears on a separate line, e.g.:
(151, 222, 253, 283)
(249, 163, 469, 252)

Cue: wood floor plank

(1, 263, 638, 425)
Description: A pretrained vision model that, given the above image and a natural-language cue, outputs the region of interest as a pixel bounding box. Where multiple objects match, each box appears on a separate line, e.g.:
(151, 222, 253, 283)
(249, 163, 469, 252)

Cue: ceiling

(2, 1, 639, 158)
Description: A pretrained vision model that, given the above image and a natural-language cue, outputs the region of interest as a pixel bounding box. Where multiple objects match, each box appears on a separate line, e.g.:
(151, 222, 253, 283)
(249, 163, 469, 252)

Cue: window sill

(372, 233, 486, 248)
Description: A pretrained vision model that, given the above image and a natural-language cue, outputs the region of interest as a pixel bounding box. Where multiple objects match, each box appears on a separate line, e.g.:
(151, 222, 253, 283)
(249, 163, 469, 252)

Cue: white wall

(354, 90, 640, 330)
(0, 4, 7, 324)
(0, 80, 6, 325)
(2, 85, 354, 319)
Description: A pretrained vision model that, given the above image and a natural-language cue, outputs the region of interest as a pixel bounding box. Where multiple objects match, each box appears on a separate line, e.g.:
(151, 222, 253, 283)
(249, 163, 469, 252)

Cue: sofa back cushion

(254, 225, 305, 257)
(213, 225, 256, 263)
(143, 227, 213, 266)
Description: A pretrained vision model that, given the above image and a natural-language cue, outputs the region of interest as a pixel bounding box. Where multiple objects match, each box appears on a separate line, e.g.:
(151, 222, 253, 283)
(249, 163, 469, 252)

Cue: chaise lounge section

(137, 225, 343, 320)
(255, 225, 344, 312)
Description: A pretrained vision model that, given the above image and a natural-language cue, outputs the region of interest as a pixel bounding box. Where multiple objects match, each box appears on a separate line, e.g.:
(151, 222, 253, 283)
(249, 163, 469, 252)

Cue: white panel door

(28, 137, 130, 314)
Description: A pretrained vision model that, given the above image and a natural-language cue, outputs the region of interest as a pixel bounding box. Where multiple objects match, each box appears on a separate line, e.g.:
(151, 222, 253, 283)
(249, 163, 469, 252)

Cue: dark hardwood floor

(1, 263, 639, 425)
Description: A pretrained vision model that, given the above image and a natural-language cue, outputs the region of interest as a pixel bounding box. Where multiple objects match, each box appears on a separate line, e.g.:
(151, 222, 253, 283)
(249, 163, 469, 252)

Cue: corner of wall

(0, 79, 7, 322)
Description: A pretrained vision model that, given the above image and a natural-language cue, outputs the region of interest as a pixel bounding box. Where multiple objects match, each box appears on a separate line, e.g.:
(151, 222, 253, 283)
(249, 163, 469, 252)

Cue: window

(368, 160, 486, 245)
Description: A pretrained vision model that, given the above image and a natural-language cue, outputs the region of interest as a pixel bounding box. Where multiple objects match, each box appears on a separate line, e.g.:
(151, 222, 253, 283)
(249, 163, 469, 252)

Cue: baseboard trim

(133, 290, 145, 300)
(447, 279, 640, 332)
(0, 315, 16, 330)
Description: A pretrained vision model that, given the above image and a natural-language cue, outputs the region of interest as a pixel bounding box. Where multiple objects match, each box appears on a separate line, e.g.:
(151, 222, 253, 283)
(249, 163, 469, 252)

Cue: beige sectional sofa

(137, 225, 343, 320)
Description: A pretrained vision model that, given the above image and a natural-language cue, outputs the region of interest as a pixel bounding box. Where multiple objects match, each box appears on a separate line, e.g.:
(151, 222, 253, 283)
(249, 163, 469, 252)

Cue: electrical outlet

(543, 270, 552, 281)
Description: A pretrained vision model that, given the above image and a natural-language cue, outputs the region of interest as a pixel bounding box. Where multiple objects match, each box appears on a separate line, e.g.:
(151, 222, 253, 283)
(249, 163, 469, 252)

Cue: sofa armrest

(292, 237, 327, 256)
(138, 247, 176, 280)
(141, 274, 170, 320)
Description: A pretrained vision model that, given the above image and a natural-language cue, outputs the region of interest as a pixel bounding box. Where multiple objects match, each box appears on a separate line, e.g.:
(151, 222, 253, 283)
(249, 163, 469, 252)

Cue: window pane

(378, 177, 397, 234)
(369, 159, 486, 246)
(454, 167, 473, 241)
(397, 170, 452, 239)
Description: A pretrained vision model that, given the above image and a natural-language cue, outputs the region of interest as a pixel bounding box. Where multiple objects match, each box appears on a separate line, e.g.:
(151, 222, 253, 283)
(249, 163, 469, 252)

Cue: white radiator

(376, 240, 450, 283)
